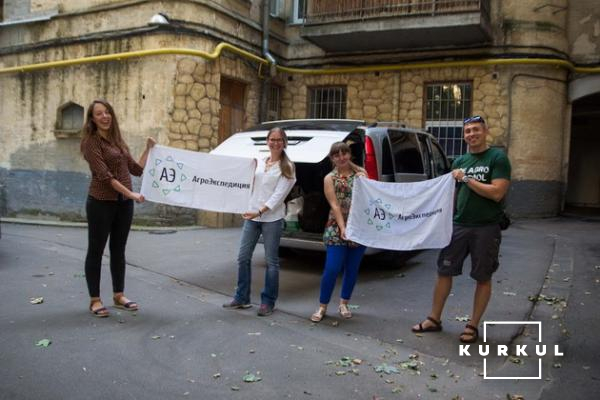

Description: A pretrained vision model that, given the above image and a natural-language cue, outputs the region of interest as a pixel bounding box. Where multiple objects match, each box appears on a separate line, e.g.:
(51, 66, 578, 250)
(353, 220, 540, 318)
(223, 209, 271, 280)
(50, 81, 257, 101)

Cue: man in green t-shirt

(412, 115, 511, 343)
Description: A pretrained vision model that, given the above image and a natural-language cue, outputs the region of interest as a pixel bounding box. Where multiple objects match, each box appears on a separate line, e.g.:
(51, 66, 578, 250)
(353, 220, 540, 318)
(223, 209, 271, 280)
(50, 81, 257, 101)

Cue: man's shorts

(437, 224, 502, 282)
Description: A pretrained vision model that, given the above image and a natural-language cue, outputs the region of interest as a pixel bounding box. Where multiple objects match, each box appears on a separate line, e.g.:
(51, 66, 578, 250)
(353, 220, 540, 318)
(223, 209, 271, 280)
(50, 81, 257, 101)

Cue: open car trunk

(211, 126, 365, 252)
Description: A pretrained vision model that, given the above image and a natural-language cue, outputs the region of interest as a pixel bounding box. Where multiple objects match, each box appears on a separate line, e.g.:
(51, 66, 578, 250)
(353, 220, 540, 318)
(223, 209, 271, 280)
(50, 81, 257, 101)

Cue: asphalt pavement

(0, 216, 598, 400)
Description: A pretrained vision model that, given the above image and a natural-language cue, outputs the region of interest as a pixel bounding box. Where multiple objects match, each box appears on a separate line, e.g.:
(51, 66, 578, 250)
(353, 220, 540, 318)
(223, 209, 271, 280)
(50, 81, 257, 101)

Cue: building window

(270, 0, 283, 17)
(267, 85, 281, 121)
(292, 0, 306, 23)
(425, 82, 472, 158)
(55, 102, 84, 138)
(308, 86, 347, 119)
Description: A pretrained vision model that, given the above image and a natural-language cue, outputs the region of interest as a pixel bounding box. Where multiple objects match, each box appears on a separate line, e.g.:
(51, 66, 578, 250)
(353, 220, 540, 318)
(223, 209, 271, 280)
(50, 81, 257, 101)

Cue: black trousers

(84, 195, 134, 298)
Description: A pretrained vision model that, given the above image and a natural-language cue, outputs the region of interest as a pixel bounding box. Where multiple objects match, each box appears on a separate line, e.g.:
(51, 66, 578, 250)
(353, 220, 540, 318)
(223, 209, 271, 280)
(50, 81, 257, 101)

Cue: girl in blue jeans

(311, 142, 367, 322)
(223, 127, 296, 316)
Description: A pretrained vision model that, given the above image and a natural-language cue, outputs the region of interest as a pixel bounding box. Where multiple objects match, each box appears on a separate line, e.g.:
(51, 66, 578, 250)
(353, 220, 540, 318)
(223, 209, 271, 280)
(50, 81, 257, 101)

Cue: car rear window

(389, 130, 425, 174)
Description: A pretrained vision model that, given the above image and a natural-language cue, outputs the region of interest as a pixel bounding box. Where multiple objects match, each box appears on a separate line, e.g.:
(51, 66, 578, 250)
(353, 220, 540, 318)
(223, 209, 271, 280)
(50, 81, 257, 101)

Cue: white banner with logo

(346, 174, 455, 250)
(140, 145, 255, 213)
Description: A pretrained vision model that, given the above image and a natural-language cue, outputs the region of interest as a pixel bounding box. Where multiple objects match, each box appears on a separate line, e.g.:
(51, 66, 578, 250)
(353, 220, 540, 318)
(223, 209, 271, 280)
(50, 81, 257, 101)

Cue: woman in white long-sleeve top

(223, 127, 296, 316)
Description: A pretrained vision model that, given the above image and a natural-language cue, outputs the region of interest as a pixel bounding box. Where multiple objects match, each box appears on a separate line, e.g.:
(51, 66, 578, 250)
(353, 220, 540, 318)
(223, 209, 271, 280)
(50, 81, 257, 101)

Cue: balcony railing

(304, 0, 490, 25)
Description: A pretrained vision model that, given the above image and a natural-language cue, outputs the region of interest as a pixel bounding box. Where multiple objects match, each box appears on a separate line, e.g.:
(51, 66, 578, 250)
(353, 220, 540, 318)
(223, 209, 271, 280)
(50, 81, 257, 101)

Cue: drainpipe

(260, 0, 277, 123)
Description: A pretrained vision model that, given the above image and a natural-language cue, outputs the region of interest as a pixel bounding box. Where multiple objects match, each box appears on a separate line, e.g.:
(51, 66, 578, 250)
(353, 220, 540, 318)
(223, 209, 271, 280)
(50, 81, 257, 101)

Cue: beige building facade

(1, 0, 599, 225)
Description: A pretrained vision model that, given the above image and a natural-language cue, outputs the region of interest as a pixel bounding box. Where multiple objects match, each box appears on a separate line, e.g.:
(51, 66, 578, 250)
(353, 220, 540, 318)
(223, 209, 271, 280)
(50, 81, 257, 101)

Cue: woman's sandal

(310, 306, 327, 323)
(338, 303, 352, 319)
(89, 300, 109, 318)
(459, 324, 479, 343)
(412, 316, 443, 333)
(113, 294, 138, 311)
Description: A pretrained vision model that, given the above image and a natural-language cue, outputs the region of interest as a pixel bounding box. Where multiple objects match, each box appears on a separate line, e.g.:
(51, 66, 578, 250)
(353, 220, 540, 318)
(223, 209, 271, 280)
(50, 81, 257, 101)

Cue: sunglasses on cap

(463, 115, 485, 125)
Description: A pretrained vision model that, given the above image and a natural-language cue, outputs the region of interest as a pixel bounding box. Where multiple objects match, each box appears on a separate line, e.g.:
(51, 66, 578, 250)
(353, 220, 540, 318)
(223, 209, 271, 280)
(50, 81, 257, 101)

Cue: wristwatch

(461, 175, 470, 183)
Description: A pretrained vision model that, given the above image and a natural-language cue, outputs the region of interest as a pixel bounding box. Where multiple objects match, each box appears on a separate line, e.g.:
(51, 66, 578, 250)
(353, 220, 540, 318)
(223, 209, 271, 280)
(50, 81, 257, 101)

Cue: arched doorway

(565, 92, 600, 216)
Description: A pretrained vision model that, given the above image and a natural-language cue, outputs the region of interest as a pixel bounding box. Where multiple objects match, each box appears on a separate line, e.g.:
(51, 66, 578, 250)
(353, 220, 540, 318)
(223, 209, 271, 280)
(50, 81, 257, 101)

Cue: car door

(430, 139, 451, 177)
(388, 129, 428, 182)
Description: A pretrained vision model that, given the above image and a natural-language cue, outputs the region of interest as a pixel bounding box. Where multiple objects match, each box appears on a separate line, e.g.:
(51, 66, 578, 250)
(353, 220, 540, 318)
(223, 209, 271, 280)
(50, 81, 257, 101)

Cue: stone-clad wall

(168, 55, 260, 227)
(169, 58, 221, 153)
(279, 67, 509, 147)
(168, 56, 260, 153)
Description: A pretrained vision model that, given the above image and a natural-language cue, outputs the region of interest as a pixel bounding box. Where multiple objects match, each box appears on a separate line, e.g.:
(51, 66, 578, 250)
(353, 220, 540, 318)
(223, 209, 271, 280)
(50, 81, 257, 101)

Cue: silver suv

(212, 119, 451, 253)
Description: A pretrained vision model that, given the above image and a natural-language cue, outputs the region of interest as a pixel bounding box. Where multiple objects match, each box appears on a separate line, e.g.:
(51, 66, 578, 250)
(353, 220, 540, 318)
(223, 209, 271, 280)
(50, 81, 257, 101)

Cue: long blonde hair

(328, 141, 365, 174)
(267, 127, 295, 179)
(80, 99, 129, 154)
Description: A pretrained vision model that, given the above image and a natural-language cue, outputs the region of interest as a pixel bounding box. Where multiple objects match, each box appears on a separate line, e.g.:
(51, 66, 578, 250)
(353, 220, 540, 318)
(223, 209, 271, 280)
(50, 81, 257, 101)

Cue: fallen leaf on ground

(414, 333, 424, 338)
(352, 359, 362, 365)
(247, 332, 261, 336)
(213, 373, 221, 379)
(337, 357, 353, 367)
(508, 356, 523, 364)
(151, 336, 160, 340)
(374, 363, 399, 374)
(502, 292, 517, 296)
(36, 339, 51, 347)
(230, 386, 240, 391)
(242, 373, 262, 382)
(399, 360, 420, 371)
(335, 370, 346, 376)
(347, 304, 359, 310)
(455, 315, 470, 322)
(30, 297, 44, 304)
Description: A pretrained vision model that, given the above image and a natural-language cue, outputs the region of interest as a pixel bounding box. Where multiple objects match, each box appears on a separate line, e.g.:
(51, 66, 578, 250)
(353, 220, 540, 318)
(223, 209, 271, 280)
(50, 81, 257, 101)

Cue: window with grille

(308, 86, 347, 119)
(267, 85, 281, 121)
(425, 82, 472, 158)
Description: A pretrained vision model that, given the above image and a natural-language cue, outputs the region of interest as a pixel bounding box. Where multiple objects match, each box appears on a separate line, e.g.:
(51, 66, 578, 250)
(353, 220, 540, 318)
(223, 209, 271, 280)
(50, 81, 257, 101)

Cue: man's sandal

(338, 303, 352, 319)
(310, 306, 327, 323)
(459, 324, 479, 343)
(89, 300, 109, 318)
(113, 294, 138, 311)
(412, 316, 442, 333)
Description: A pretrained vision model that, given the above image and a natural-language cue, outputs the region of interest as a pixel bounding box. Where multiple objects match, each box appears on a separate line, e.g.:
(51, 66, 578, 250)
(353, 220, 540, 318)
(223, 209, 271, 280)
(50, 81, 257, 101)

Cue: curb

(0, 217, 205, 232)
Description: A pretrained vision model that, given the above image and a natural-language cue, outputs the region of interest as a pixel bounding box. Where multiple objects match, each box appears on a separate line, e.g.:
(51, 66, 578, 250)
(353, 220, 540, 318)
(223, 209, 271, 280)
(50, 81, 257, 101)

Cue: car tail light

(364, 136, 379, 180)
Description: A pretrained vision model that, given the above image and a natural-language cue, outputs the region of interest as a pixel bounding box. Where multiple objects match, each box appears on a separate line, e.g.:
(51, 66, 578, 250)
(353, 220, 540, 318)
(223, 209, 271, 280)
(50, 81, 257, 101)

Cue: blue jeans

(234, 219, 284, 307)
(319, 244, 366, 304)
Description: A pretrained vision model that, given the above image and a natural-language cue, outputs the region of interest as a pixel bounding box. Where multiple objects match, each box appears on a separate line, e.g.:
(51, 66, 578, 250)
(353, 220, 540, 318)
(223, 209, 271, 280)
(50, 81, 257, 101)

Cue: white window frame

(292, 0, 305, 24)
(270, 0, 283, 18)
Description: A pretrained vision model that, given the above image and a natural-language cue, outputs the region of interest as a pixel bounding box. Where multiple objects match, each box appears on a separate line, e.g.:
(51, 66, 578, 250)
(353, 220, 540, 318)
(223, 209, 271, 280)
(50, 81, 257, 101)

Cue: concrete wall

(568, 0, 600, 64)
(0, 33, 202, 224)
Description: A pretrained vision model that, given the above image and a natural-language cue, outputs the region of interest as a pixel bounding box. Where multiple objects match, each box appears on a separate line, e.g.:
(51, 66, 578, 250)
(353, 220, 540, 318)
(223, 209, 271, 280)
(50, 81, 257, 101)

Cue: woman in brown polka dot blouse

(80, 99, 155, 317)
